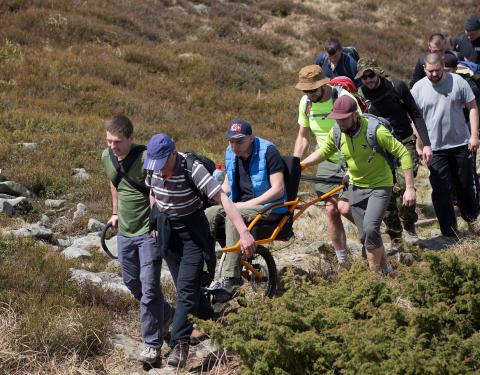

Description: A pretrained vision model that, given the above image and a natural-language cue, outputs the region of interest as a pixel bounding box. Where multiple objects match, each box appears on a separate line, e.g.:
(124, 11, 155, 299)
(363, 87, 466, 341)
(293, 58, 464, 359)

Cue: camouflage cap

(355, 58, 385, 80)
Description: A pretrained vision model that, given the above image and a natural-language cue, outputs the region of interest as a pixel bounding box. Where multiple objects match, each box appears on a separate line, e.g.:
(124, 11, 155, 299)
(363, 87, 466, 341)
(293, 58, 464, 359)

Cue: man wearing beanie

(453, 14, 480, 63)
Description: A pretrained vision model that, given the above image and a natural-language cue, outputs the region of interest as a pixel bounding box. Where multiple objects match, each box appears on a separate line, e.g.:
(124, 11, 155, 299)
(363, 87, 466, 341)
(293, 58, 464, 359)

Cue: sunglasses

(303, 86, 324, 95)
(361, 72, 377, 80)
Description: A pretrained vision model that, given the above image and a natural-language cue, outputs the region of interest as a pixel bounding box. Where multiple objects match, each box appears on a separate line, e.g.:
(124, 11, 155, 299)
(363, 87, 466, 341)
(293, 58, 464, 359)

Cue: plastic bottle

(212, 163, 224, 184)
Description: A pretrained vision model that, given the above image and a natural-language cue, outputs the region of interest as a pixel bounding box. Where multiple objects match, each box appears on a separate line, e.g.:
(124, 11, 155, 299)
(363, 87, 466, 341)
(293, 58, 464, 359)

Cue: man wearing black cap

(453, 14, 480, 63)
(205, 119, 286, 291)
(144, 133, 255, 368)
(301, 96, 416, 274)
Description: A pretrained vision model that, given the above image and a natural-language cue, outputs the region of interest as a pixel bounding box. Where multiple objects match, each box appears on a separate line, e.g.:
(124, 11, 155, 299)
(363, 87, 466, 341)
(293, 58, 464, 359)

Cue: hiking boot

(386, 238, 403, 256)
(403, 223, 417, 238)
(167, 340, 189, 368)
(138, 346, 161, 365)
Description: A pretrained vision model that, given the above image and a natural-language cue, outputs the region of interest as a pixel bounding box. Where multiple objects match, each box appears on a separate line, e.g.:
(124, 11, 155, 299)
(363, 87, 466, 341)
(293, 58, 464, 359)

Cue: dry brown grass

(1, 0, 480, 373)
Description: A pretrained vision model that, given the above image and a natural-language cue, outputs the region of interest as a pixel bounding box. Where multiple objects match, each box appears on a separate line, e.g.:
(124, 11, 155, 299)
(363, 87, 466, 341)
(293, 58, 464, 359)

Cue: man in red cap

(301, 96, 416, 274)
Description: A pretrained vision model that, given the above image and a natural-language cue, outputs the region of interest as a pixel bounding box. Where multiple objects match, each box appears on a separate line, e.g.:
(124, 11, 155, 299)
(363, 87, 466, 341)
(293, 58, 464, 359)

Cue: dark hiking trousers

(428, 145, 479, 237)
(164, 228, 214, 346)
(117, 233, 174, 349)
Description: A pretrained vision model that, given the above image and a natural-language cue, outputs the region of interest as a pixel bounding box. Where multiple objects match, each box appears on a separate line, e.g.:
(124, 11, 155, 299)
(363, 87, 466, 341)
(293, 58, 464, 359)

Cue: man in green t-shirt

(294, 65, 356, 268)
(301, 96, 416, 274)
(102, 114, 173, 366)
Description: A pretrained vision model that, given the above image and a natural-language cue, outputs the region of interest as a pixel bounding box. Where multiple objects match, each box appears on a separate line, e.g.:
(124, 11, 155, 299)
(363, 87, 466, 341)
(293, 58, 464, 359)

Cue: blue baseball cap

(225, 119, 253, 139)
(144, 134, 175, 171)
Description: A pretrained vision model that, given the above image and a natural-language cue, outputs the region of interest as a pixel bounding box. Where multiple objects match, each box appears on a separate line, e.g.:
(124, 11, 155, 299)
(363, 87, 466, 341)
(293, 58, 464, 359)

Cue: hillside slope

(1, 1, 480, 374)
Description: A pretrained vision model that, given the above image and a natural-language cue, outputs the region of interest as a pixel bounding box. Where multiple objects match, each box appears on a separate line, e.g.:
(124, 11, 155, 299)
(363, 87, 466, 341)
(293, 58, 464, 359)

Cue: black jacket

(453, 32, 480, 64)
(359, 77, 430, 146)
(149, 204, 216, 279)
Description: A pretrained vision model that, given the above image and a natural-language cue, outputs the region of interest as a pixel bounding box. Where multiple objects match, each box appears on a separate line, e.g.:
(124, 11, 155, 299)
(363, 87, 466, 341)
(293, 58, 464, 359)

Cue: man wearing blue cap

(144, 132, 255, 368)
(102, 114, 174, 367)
(205, 119, 287, 291)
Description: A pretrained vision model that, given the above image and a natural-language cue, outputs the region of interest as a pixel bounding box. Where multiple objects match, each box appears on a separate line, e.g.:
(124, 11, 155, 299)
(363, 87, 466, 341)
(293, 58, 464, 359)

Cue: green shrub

(203, 252, 480, 374)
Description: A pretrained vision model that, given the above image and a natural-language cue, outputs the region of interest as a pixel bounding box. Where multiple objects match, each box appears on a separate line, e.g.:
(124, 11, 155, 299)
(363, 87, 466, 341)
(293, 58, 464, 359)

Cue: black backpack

(182, 152, 217, 208)
(109, 145, 149, 196)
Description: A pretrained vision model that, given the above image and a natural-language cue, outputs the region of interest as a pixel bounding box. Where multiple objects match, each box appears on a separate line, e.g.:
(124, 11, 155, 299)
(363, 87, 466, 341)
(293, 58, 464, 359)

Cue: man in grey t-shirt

(411, 52, 479, 237)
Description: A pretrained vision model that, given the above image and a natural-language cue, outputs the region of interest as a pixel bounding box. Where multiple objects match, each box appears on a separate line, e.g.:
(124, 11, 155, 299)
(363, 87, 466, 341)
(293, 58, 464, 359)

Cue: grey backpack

(332, 114, 397, 170)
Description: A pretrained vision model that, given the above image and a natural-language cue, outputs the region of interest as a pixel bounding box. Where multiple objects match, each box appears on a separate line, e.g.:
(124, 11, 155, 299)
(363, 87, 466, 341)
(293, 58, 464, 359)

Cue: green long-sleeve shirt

(318, 117, 413, 188)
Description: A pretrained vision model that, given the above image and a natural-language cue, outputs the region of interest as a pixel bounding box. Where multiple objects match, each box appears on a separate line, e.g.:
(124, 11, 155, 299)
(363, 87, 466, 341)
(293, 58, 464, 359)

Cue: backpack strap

(182, 153, 203, 200)
(364, 114, 392, 165)
(109, 145, 149, 196)
(332, 124, 346, 171)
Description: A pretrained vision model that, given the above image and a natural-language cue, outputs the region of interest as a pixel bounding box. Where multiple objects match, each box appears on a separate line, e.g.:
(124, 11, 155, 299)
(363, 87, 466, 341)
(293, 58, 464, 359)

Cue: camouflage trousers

(383, 136, 419, 239)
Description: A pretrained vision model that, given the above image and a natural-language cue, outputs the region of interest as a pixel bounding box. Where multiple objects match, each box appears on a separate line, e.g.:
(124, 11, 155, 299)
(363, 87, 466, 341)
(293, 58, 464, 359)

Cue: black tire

(242, 245, 277, 297)
(100, 222, 118, 260)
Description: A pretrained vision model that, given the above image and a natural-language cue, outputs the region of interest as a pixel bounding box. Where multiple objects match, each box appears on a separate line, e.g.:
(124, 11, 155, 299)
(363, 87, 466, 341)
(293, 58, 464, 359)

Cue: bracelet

(112, 213, 118, 215)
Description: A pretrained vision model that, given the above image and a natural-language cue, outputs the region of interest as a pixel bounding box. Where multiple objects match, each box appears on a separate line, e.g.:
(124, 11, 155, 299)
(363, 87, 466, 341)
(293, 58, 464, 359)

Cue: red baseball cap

(327, 95, 357, 120)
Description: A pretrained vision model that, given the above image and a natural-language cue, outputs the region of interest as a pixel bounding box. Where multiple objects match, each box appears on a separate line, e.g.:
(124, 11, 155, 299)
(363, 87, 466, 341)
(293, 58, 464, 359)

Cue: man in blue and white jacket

(206, 119, 287, 291)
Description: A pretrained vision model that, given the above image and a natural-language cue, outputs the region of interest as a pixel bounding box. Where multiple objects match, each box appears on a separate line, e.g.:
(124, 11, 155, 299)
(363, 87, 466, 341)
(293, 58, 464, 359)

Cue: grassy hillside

(1, 0, 480, 373)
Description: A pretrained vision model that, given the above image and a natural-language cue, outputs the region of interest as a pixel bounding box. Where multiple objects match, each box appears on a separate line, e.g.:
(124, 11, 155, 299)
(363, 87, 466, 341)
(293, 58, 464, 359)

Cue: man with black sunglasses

(356, 58, 432, 252)
(294, 65, 360, 268)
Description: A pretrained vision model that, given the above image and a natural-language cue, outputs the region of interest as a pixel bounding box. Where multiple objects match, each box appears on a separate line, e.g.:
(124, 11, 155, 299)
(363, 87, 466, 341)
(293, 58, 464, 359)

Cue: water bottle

(212, 163, 224, 184)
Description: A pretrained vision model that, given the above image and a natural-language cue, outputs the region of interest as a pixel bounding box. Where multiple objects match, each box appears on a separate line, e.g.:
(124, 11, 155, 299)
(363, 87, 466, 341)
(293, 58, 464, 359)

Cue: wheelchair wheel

(100, 222, 118, 260)
(242, 245, 277, 297)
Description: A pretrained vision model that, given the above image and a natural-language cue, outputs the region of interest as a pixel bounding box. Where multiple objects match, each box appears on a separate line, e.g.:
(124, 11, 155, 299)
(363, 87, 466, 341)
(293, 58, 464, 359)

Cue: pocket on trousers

(140, 234, 163, 265)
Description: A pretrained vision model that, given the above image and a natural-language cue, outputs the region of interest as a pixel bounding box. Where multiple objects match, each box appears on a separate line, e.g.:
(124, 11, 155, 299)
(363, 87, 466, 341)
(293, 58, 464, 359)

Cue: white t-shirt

(411, 72, 475, 151)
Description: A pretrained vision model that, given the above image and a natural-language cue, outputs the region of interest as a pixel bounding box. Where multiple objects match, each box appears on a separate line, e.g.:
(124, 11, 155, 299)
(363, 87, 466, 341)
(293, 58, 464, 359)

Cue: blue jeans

(117, 233, 173, 349)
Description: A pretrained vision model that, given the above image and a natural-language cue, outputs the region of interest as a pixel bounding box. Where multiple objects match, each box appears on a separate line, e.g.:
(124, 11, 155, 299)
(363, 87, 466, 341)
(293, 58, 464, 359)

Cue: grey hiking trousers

(349, 187, 392, 250)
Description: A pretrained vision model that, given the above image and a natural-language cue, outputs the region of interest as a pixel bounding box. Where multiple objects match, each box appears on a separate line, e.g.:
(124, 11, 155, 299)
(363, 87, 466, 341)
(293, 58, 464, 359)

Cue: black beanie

(464, 15, 480, 31)
(444, 54, 458, 68)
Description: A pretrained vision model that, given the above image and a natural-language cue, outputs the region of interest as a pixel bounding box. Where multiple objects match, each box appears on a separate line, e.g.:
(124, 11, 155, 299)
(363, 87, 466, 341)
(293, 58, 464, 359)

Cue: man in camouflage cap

(356, 58, 432, 253)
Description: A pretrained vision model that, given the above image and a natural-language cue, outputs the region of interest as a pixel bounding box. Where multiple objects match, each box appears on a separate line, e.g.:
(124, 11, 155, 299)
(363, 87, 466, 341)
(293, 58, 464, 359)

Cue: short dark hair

(425, 52, 443, 66)
(105, 114, 134, 138)
(428, 33, 446, 45)
(324, 38, 342, 55)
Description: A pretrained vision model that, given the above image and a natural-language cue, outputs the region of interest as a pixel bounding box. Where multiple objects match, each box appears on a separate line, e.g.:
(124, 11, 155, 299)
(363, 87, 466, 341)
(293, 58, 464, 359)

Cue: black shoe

(167, 340, 189, 368)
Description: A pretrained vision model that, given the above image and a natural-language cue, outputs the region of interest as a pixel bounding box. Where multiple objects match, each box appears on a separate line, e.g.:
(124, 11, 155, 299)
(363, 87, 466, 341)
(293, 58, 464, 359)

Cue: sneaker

(167, 340, 189, 368)
(386, 238, 403, 256)
(338, 258, 352, 270)
(207, 277, 242, 292)
(138, 346, 161, 365)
